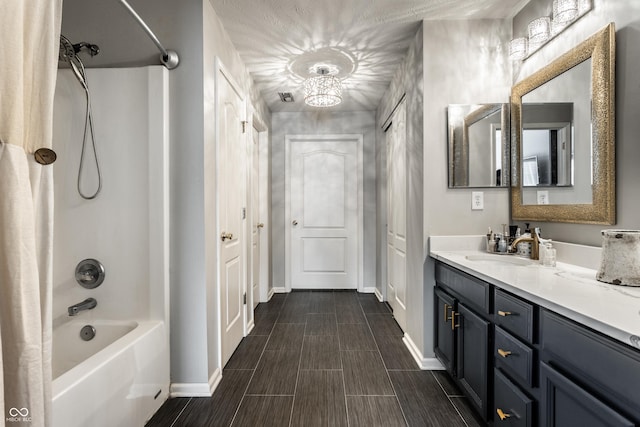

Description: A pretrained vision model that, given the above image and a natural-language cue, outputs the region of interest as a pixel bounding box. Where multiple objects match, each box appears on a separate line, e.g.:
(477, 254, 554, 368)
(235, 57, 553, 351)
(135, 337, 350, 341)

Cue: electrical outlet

(537, 190, 549, 205)
(472, 191, 484, 210)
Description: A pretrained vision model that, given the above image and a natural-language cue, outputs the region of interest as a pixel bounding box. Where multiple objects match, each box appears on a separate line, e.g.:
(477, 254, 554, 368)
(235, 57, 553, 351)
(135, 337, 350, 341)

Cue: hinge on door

(241, 120, 248, 133)
(243, 293, 247, 305)
(242, 207, 246, 219)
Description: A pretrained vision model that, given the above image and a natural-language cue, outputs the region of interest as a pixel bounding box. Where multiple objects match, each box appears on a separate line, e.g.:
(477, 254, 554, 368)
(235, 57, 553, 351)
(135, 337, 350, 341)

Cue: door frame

(284, 134, 364, 292)
(215, 57, 247, 369)
(246, 107, 270, 312)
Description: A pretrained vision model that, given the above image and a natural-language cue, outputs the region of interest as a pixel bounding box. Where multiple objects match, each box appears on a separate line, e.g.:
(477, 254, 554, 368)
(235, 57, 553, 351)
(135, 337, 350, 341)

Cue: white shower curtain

(0, 1, 62, 426)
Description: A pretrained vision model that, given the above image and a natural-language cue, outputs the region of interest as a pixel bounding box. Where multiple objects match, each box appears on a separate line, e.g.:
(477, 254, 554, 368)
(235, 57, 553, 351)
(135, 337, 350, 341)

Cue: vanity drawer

(541, 309, 640, 422)
(495, 326, 534, 387)
(435, 263, 490, 314)
(494, 368, 533, 427)
(494, 289, 534, 343)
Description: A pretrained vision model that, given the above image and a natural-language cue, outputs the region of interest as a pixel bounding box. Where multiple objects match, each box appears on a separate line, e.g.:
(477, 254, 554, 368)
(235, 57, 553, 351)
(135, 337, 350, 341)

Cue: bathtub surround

(0, 1, 62, 426)
(51, 67, 171, 426)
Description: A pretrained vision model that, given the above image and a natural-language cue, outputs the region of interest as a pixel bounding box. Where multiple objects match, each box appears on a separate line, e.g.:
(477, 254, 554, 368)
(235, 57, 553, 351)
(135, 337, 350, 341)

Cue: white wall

(512, 0, 640, 245)
(271, 111, 376, 290)
(376, 25, 426, 361)
(52, 67, 169, 327)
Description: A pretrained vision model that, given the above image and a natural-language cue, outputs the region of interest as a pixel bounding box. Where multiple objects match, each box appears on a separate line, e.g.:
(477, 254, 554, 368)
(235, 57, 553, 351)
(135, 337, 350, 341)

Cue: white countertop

(429, 236, 640, 350)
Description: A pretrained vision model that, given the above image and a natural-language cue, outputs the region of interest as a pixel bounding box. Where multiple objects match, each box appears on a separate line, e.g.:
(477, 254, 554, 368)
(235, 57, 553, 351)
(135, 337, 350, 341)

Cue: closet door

(386, 100, 407, 331)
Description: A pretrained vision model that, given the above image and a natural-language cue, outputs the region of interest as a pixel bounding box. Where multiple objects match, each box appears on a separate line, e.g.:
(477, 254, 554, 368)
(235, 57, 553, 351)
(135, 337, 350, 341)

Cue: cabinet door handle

(497, 348, 512, 358)
(496, 408, 511, 420)
(451, 312, 460, 330)
(497, 310, 512, 317)
(443, 303, 452, 322)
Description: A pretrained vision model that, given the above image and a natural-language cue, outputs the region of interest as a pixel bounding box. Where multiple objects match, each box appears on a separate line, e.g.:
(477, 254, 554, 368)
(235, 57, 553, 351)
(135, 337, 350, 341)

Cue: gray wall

(422, 19, 512, 358)
(512, 0, 640, 246)
(270, 111, 377, 290)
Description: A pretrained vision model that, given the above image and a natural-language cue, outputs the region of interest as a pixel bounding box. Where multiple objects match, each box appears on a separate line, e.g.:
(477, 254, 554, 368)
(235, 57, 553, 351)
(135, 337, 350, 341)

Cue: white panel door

(251, 126, 261, 309)
(288, 135, 362, 289)
(218, 65, 245, 366)
(386, 100, 407, 331)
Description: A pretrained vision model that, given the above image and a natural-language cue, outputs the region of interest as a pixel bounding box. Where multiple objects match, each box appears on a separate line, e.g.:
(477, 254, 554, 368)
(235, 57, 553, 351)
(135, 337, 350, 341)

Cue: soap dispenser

(517, 223, 532, 257)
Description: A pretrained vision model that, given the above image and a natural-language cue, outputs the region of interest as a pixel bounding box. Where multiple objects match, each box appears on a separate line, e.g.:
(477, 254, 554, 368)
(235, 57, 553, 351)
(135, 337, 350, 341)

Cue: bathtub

(52, 320, 169, 427)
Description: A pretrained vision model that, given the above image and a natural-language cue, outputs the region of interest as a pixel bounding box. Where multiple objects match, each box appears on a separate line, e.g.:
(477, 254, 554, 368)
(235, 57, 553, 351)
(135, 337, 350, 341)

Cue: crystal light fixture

(304, 65, 342, 108)
(528, 16, 551, 45)
(509, 0, 592, 61)
(553, 0, 579, 24)
(509, 37, 528, 61)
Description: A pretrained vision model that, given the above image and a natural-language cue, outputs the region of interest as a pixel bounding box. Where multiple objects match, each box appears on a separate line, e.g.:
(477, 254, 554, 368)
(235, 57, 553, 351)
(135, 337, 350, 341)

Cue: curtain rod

(117, 0, 179, 69)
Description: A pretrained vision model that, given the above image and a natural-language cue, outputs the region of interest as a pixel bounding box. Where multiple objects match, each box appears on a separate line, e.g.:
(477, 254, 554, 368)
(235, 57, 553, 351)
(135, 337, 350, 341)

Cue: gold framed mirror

(511, 23, 615, 224)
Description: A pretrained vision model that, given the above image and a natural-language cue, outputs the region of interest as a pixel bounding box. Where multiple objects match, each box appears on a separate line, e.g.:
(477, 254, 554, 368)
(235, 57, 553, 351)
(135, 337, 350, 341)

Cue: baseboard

(246, 319, 255, 335)
(374, 287, 383, 302)
(403, 334, 445, 370)
(267, 287, 275, 301)
(361, 286, 376, 294)
(169, 368, 221, 397)
(272, 286, 287, 293)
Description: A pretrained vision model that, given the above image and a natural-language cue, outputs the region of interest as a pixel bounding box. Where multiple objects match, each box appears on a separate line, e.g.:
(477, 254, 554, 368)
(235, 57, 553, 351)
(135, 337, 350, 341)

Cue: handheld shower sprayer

(59, 34, 102, 200)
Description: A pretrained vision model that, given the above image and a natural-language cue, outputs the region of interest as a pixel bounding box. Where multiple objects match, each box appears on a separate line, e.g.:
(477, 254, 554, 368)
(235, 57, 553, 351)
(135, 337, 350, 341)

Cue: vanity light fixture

(508, 0, 592, 61)
(304, 64, 342, 108)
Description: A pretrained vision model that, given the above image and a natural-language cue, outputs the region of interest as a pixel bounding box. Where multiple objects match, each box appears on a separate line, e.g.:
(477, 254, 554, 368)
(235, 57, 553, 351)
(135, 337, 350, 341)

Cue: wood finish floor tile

(335, 305, 366, 324)
(144, 397, 191, 427)
(173, 369, 253, 427)
(338, 323, 377, 351)
(451, 396, 485, 427)
(346, 396, 407, 427)
(341, 351, 394, 396)
(266, 323, 305, 351)
(389, 370, 468, 427)
(225, 335, 268, 370)
(432, 370, 463, 396)
(305, 313, 338, 335)
(375, 334, 419, 370)
(359, 298, 392, 314)
(231, 395, 293, 427)
(246, 349, 300, 395)
(290, 370, 348, 427)
(366, 313, 404, 336)
(300, 335, 342, 369)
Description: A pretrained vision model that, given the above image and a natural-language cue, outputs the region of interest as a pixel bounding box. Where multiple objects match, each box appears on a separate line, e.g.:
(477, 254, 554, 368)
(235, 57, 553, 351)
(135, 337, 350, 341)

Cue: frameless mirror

(447, 103, 509, 188)
(511, 23, 615, 224)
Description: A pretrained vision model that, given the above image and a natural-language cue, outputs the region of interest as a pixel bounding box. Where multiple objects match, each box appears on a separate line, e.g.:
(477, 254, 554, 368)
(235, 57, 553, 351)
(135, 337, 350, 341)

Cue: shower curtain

(0, 1, 62, 426)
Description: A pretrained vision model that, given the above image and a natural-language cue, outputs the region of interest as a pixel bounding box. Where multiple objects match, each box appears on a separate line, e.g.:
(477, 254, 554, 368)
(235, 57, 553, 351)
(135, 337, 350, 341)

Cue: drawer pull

(497, 310, 512, 317)
(497, 348, 512, 358)
(444, 303, 452, 322)
(496, 408, 512, 420)
(451, 312, 460, 330)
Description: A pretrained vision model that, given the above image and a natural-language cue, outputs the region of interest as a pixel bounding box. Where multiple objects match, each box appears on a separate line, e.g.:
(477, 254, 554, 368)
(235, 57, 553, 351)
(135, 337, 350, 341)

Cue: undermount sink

(465, 254, 533, 266)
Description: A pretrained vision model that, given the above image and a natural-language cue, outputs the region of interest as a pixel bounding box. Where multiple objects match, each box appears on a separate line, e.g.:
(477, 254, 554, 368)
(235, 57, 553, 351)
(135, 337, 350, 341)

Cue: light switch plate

(472, 192, 484, 210)
(537, 190, 549, 205)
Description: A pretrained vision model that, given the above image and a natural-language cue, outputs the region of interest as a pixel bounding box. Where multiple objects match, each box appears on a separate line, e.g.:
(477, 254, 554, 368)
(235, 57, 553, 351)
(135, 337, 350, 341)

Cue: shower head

(59, 35, 100, 62)
(59, 34, 76, 62)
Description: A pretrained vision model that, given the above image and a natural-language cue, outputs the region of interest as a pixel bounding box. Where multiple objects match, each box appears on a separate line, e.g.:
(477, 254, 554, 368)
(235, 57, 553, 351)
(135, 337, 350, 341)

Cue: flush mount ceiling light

(304, 65, 342, 108)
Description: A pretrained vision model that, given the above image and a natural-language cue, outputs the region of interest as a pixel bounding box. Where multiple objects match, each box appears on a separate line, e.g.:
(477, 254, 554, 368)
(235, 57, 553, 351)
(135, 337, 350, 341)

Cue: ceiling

(209, 0, 528, 112)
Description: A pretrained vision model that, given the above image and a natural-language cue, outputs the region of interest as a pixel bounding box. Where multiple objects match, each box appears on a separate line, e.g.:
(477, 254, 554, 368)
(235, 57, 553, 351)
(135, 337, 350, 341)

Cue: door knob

(220, 231, 234, 241)
(257, 223, 264, 229)
(292, 220, 298, 226)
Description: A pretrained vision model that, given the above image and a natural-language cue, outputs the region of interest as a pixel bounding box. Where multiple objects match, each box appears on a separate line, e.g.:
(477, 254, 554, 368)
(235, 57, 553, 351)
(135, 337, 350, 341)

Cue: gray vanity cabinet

(433, 260, 640, 426)
(434, 263, 491, 421)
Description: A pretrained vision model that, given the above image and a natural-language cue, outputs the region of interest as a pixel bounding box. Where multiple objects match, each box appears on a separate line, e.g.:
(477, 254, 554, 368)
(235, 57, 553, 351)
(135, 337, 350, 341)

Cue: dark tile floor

(146, 291, 485, 427)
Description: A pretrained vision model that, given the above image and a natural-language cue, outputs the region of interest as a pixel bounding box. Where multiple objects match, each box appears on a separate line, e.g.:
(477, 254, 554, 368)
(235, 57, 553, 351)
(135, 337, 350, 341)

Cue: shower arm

(117, 0, 179, 69)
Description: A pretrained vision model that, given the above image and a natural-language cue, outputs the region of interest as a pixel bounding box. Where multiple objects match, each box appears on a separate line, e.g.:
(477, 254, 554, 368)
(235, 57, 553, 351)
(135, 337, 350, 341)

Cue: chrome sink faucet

(68, 297, 97, 316)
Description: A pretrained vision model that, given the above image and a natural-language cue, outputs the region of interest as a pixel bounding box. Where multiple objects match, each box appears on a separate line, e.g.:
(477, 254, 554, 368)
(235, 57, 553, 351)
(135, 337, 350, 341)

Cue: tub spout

(68, 298, 97, 316)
